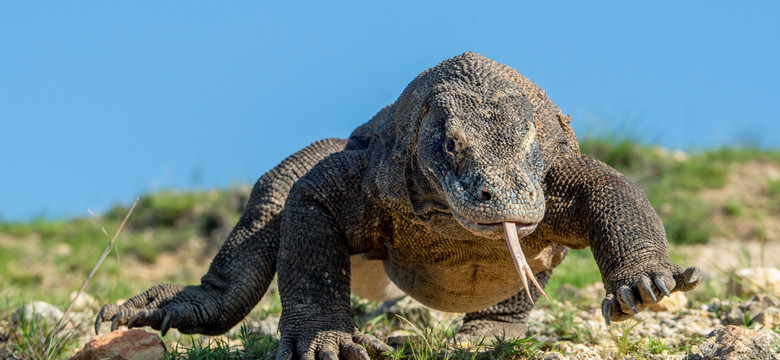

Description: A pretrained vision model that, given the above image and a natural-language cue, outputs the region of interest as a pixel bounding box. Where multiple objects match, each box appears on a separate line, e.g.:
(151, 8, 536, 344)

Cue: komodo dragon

(96, 52, 701, 359)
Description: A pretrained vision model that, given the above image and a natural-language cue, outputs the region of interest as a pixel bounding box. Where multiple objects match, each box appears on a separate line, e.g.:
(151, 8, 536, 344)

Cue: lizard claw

(353, 333, 394, 357)
(160, 309, 175, 336)
(95, 283, 224, 336)
(111, 314, 120, 332)
(618, 286, 638, 314)
(677, 266, 702, 289)
(654, 276, 671, 297)
(94, 307, 105, 334)
(275, 322, 388, 360)
(601, 262, 700, 325)
(601, 295, 616, 326)
(637, 275, 657, 303)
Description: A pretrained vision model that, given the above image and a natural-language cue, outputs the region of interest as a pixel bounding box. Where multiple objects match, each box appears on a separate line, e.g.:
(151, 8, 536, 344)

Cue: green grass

(1, 299, 80, 360)
(580, 137, 780, 244)
(610, 319, 644, 358)
(165, 324, 278, 360)
(545, 248, 601, 296)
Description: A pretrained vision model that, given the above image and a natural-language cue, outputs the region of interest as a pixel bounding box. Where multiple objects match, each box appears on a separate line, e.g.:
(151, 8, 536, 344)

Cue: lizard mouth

(477, 221, 536, 229)
(452, 211, 539, 238)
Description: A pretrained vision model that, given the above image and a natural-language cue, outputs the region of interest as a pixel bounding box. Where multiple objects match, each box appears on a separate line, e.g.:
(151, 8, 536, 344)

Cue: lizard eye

(445, 138, 456, 154)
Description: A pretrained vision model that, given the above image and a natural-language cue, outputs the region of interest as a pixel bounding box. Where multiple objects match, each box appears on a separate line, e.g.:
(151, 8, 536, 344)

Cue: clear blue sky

(1, 2, 778, 221)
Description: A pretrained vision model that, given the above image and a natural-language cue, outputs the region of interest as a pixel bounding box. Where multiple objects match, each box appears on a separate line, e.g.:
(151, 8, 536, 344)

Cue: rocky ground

(2, 280, 778, 359)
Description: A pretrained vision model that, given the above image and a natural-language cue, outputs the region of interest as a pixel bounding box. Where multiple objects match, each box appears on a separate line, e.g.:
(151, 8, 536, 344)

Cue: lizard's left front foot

(601, 263, 701, 325)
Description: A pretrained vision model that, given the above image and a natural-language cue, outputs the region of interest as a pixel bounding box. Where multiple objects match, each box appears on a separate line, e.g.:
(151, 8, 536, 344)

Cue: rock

(252, 316, 280, 336)
(723, 306, 746, 326)
(13, 301, 64, 326)
(69, 292, 97, 312)
(720, 294, 780, 327)
(649, 291, 688, 312)
(729, 267, 780, 297)
(386, 330, 417, 347)
(379, 296, 438, 326)
(696, 325, 778, 360)
(745, 294, 780, 319)
(70, 330, 166, 360)
(752, 307, 780, 329)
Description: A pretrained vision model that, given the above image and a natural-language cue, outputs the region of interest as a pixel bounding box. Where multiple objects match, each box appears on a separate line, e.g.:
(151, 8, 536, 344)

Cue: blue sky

(1, 2, 778, 221)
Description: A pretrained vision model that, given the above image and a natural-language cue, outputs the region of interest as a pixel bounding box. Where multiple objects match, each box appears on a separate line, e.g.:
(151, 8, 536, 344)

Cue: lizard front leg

(539, 155, 701, 324)
(275, 159, 391, 360)
(95, 139, 347, 335)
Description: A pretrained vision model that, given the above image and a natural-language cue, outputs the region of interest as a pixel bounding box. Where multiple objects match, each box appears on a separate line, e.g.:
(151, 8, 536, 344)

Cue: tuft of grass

(392, 315, 460, 360)
(646, 337, 670, 355)
(611, 319, 644, 358)
(723, 197, 745, 217)
(3, 301, 78, 360)
(486, 335, 544, 359)
(165, 323, 279, 359)
(545, 302, 598, 345)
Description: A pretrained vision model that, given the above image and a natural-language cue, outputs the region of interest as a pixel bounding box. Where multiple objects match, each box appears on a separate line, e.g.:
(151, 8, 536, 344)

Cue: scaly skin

(96, 52, 700, 359)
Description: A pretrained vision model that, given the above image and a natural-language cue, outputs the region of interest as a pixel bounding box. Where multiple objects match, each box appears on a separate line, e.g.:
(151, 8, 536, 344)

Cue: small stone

(723, 307, 746, 326)
(570, 343, 589, 353)
(542, 353, 565, 360)
(386, 330, 416, 347)
(745, 294, 780, 318)
(69, 292, 97, 312)
(70, 330, 166, 360)
(730, 267, 780, 297)
(13, 301, 64, 326)
(649, 291, 688, 312)
(254, 316, 280, 336)
(697, 325, 778, 360)
(751, 307, 780, 329)
(379, 296, 437, 325)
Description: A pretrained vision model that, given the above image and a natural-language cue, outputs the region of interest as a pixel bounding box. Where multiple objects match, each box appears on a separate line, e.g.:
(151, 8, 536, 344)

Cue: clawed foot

(95, 283, 225, 336)
(276, 329, 392, 360)
(601, 265, 701, 325)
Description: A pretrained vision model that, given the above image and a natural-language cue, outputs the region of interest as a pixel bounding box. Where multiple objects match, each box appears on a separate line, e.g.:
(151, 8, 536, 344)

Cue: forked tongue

(502, 222, 549, 304)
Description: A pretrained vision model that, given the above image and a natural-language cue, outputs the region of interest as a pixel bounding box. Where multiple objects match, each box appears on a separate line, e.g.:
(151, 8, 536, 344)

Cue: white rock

(648, 291, 688, 312)
(13, 301, 63, 326)
(731, 267, 780, 297)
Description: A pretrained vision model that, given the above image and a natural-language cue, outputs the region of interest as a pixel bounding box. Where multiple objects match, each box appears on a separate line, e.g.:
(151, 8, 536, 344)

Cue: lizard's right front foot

(275, 313, 392, 360)
(95, 283, 224, 336)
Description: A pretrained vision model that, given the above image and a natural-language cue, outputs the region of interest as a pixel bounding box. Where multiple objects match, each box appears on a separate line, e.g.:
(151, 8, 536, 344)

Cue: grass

(579, 137, 780, 244)
(166, 323, 278, 360)
(544, 249, 602, 297)
(610, 319, 643, 358)
(1, 302, 79, 360)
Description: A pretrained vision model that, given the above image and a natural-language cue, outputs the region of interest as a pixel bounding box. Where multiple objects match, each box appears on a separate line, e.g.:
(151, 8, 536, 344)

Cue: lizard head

(417, 86, 545, 240)
(377, 52, 545, 240)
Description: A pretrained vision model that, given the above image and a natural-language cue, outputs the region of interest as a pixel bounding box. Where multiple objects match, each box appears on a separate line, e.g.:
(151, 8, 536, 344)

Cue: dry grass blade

(43, 197, 139, 358)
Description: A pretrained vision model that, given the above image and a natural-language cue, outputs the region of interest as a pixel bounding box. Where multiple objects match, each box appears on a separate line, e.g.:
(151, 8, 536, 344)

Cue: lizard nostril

(480, 190, 492, 202)
(529, 191, 534, 199)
